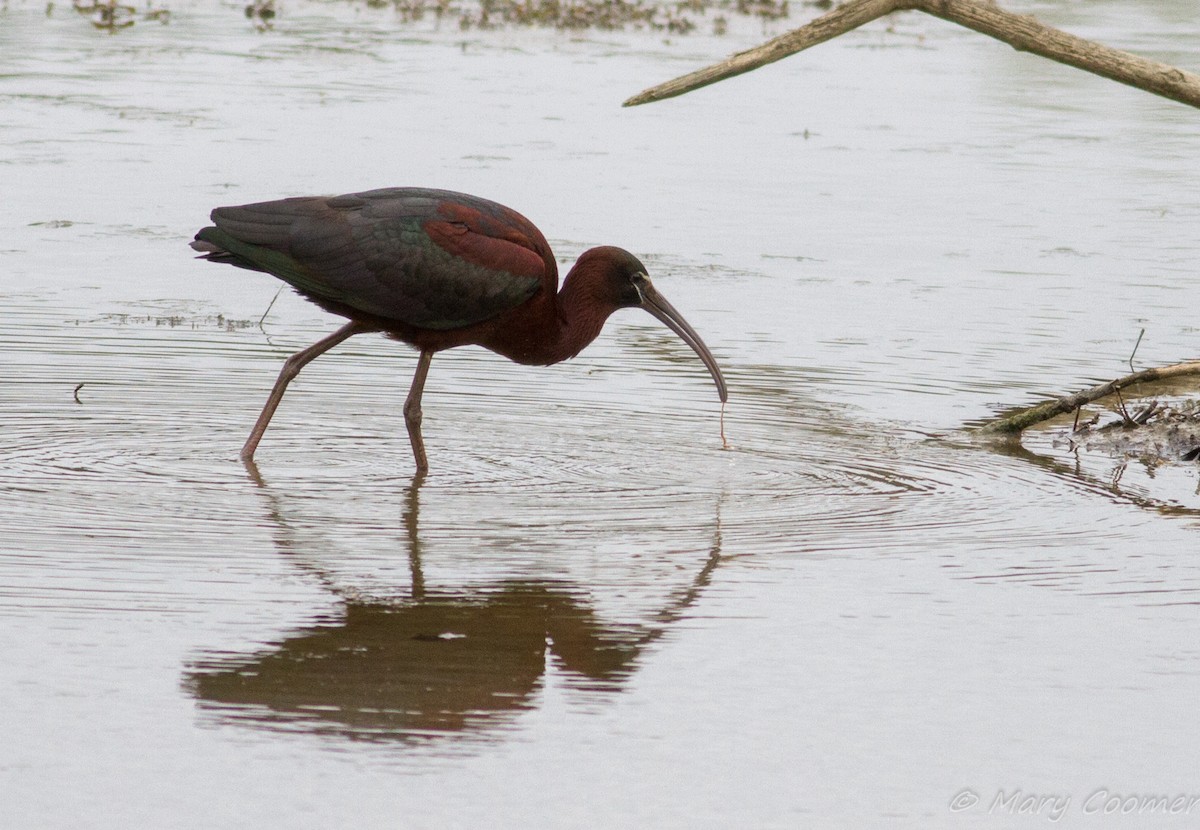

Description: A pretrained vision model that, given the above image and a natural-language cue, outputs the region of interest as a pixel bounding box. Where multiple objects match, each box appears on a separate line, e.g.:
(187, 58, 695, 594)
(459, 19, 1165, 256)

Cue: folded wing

(192, 187, 551, 330)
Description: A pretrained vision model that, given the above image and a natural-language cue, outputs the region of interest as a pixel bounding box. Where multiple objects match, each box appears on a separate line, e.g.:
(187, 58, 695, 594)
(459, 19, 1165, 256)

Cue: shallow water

(3, 0, 1200, 826)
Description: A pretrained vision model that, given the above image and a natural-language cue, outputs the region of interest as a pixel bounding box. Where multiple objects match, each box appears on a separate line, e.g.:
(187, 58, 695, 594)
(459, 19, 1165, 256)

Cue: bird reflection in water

(185, 466, 724, 744)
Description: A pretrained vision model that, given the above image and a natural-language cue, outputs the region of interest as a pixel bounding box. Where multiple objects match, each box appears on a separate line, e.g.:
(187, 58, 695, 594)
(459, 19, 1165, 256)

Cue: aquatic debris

(73, 0, 136, 29)
(245, 0, 276, 30)
(69, 0, 169, 30)
(1075, 401, 1200, 462)
(29, 219, 77, 228)
(734, 0, 787, 22)
(385, 0, 796, 33)
(458, 0, 680, 32)
(85, 312, 260, 332)
(979, 360, 1200, 436)
(1055, 400, 1200, 465)
(50, 0, 805, 34)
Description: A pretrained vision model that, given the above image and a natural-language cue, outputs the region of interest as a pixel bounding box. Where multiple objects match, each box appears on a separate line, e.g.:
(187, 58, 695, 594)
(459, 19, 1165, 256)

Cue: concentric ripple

(2, 300, 1156, 607)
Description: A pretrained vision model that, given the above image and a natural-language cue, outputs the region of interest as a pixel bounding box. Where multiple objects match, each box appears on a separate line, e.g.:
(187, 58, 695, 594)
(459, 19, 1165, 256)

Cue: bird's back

(193, 187, 553, 330)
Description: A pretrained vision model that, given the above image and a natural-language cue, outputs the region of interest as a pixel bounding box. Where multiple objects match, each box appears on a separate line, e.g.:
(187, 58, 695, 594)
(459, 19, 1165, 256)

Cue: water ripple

(4, 291, 1197, 623)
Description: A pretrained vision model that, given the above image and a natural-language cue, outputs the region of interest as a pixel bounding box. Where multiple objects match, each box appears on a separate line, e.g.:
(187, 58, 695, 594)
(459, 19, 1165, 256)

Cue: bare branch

(624, 0, 898, 106)
(979, 361, 1200, 435)
(624, 0, 1200, 109)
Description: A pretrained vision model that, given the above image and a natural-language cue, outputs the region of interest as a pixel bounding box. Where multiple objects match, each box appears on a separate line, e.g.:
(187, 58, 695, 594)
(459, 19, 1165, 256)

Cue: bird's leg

(404, 350, 433, 472)
(241, 321, 372, 462)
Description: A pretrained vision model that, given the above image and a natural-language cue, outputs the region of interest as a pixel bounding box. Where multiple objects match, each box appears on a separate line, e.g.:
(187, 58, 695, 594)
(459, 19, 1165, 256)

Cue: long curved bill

(636, 278, 728, 403)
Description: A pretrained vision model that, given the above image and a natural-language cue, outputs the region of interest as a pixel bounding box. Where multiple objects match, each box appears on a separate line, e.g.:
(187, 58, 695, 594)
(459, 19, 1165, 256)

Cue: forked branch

(623, 0, 1200, 109)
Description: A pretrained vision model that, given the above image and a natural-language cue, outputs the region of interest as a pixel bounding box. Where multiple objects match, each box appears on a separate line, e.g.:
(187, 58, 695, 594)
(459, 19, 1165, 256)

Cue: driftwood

(624, 0, 1200, 109)
(980, 361, 1200, 435)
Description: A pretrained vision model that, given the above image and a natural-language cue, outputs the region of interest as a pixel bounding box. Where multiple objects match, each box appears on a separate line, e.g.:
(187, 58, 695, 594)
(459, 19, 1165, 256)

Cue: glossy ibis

(192, 187, 728, 470)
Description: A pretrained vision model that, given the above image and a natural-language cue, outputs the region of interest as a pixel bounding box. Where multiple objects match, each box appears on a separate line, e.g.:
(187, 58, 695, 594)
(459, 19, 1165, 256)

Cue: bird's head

(581, 246, 728, 404)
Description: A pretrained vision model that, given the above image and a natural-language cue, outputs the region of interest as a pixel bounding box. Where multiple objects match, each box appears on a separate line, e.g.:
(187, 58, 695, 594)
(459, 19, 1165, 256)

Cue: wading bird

(192, 187, 727, 471)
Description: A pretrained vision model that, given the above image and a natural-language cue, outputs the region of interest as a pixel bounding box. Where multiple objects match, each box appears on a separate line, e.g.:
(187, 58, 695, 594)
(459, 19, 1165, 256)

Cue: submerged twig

(1129, 328, 1145, 373)
(258, 287, 284, 329)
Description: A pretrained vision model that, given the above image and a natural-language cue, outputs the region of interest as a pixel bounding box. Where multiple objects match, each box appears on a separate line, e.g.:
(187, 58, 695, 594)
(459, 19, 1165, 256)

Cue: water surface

(3, 1, 1200, 825)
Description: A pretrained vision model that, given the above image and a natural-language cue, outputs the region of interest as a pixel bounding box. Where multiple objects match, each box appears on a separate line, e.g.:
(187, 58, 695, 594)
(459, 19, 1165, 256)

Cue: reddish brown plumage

(353, 245, 641, 366)
(192, 188, 726, 469)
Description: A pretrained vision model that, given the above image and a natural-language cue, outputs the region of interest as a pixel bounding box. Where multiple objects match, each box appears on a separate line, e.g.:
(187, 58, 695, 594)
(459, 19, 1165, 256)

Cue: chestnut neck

(553, 258, 623, 361)
(494, 252, 623, 366)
